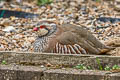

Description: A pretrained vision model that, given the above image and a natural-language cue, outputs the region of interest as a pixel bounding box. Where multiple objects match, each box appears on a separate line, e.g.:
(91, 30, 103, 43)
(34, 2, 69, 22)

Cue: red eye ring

(40, 25, 46, 29)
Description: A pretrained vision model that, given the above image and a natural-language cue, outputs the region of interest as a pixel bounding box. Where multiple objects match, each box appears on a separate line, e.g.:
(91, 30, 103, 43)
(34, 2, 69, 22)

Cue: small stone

(0, 44, 4, 49)
(10, 4, 19, 8)
(13, 34, 22, 39)
(5, 33, 12, 36)
(16, 0, 22, 3)
(3, 26, 15, 32)
(27, 37, 35, 43)
(69, 2, 76, 7)
(40, 65, 44, 68)
(0, 1, 4, 8)
(46, 63, 53, 67)
(0, 30, 5, 36)
(12, 40, 17, 43)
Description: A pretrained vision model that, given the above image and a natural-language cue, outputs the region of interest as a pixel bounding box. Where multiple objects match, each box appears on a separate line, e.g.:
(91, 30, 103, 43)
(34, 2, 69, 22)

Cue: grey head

(33, 21, 57, 37)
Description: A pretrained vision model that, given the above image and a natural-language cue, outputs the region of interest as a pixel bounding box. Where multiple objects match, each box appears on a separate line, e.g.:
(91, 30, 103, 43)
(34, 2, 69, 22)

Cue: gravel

(0, 0, 120, 55)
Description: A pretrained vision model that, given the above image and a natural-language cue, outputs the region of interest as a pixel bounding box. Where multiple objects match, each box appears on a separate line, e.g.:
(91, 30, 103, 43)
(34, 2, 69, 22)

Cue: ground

(0, 0, 120, 56)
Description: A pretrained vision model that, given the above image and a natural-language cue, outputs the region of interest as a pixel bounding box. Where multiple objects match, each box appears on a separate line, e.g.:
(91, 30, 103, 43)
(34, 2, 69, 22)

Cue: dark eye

(40, 25, 46, 29)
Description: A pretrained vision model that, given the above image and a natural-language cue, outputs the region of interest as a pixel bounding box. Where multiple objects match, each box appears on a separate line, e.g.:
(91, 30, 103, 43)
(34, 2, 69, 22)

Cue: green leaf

(75, 64, 87, 70)
(112, 65, 120, 70)
(96, 58, 103, 70)
(104, 66, 111, 71)
(87, 66, 92, 70)
(2, 60, 7, 65)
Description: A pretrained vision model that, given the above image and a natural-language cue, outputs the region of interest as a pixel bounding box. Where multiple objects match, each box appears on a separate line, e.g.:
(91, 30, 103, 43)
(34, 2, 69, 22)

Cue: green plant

(0, 0, 4, 2)
(104, 66, 111, 71)
(112, 65, 120, 70)
(95, 0, 100, 2)
(37, 0, 53, 6)
(87, 66, 92, 70)
(96, 58, 103, 70)
(75, 64, 87, 70)
(1, 60, 7, 65)
(75, 63, 120, 71)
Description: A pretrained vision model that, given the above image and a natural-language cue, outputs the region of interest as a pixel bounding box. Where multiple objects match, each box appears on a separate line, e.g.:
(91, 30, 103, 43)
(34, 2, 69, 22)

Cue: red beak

(33, 27, 38, 31)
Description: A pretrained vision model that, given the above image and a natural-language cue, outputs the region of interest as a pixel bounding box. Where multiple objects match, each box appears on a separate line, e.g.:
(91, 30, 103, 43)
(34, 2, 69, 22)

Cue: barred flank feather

(52, 43, 87, 54)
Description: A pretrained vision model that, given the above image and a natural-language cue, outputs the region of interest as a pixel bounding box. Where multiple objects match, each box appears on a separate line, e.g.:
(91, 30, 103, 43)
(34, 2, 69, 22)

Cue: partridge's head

(33, 21, 57, 37)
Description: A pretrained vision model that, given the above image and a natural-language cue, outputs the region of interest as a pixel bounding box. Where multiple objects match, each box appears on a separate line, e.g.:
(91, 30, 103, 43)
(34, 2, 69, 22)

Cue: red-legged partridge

(33, 21, 112, 54)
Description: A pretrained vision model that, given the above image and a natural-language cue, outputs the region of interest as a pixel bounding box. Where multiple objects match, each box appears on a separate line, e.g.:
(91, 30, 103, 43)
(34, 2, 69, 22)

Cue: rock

(69, 2, 76, 7)
(3, 26, 15, 32)
(40, 65, 44, 68)
(0, 1, 5, 8)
